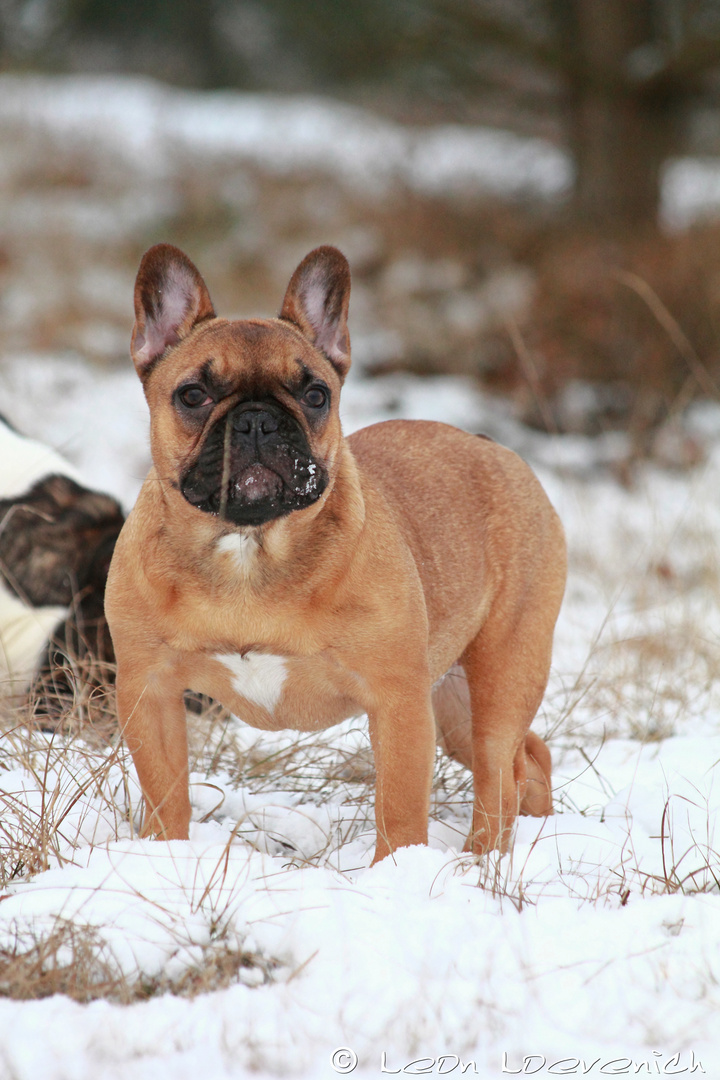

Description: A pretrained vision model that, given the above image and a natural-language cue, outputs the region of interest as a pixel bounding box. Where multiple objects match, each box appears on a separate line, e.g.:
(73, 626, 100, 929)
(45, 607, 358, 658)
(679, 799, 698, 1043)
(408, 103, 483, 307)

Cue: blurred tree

(421, 0, 720, 226)
(2, 0, 720, 227)
(0, 0, 411, 91)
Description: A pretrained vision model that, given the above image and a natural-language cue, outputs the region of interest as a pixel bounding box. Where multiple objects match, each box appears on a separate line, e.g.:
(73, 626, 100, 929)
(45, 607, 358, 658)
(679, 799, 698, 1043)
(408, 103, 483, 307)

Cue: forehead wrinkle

(240, 320, 309, 361)
(162, 316, 336, 391)
(222, 320, 324, 377)
(196, 315, 328, 366)
(270, 319, 343, 383)
(291, 361, 320, 392)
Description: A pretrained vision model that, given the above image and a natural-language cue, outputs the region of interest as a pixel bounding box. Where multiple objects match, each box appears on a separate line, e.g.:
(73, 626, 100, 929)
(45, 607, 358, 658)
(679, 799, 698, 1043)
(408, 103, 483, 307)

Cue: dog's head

(131, 244, 351, 529)
(0, 473, 124, 608)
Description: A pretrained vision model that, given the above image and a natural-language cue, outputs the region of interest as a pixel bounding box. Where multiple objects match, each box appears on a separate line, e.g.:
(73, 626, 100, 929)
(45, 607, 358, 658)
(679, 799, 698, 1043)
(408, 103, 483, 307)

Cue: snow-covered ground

(0, 354, 719, 1079)
(1, 72, 718, 228)
(0, 73, 719, 1080)
(0, 74, 572, 203)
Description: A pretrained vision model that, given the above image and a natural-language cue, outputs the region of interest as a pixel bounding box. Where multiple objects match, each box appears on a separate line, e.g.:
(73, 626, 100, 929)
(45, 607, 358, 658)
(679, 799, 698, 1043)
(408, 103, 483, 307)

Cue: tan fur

(106, 244, 566, 863)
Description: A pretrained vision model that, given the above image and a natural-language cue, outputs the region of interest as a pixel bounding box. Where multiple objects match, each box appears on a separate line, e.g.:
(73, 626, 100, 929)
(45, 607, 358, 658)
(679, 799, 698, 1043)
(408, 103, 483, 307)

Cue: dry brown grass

(0, 918, 280, 1004)
(502, 223, 720, 440)
(2, 535, 719, 1009)
(0, 716, 129, 885)
(548, 620, 720, 746)
(3, 100, 720, 464)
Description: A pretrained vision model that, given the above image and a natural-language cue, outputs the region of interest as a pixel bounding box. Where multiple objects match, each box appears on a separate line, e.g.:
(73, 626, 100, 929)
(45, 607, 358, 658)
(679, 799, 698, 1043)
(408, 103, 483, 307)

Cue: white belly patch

(214, 651, 287, 713)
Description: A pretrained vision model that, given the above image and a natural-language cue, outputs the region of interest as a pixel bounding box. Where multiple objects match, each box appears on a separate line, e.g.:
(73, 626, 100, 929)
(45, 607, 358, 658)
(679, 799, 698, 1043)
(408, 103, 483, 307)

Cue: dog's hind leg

(452, 589, 559, 854)
(432, 666, 552, 822)
(432, 666, 473, 767)
(521, 729, 553, 817)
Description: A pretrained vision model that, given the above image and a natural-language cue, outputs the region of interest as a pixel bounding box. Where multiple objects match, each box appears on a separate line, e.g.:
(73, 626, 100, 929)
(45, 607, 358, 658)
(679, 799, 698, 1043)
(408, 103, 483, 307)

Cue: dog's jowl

(106, 243, 566, 862)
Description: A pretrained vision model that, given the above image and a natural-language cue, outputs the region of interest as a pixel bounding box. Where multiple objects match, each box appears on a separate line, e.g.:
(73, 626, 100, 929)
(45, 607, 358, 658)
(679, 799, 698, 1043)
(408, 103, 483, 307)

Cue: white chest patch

(216, 532, 258, 571)
(214, 651, 287, 713)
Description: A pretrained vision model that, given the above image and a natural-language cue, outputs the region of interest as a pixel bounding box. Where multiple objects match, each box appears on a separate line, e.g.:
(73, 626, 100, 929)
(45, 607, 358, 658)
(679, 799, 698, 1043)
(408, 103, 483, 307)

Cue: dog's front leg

(368, 687, 436, 863)
(116, 659, 191, 840)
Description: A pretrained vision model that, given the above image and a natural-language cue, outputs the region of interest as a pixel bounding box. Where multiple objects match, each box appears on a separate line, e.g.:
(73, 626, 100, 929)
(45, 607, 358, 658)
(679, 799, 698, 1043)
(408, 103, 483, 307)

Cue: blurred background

(3, 0, 720, 459)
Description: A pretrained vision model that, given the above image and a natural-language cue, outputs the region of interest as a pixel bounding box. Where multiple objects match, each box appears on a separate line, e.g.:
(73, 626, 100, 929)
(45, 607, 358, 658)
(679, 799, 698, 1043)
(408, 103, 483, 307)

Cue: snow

(662, 156, 720, 229)
(0, 75, 718, 1080)
(0, 352, 718, 1079)
(2, 73, 720, 227)
(0, 75, 573, 203)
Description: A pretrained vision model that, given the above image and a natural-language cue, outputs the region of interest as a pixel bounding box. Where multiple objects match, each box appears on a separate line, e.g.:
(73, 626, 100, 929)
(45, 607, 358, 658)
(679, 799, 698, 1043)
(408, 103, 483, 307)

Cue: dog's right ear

(131, 244, 215, 381)
(280, 246, 351, 379)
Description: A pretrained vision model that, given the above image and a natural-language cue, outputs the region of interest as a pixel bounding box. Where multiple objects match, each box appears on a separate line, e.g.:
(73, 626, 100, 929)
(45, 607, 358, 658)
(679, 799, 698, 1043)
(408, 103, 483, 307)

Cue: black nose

(231, 408, 279, 437)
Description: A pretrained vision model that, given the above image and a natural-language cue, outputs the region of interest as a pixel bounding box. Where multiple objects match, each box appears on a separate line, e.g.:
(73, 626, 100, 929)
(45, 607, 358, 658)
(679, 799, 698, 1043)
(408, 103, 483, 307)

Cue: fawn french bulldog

(105, 243, 566, 862)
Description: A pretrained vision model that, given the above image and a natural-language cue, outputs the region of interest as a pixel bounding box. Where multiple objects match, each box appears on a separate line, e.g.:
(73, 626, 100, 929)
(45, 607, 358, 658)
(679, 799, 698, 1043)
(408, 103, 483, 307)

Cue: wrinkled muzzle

(180, 401, 327, 526)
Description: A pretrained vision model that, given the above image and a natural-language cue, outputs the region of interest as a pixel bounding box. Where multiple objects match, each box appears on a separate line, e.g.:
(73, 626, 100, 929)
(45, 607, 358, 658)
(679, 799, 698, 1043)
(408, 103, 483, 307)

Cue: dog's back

(348, 419, 566, 679)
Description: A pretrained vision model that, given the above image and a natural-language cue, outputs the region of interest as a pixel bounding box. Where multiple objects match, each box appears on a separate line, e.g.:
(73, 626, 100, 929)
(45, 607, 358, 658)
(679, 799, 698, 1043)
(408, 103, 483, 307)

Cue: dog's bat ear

(131, 244, 215, 380)
(280, 246, 351, 379)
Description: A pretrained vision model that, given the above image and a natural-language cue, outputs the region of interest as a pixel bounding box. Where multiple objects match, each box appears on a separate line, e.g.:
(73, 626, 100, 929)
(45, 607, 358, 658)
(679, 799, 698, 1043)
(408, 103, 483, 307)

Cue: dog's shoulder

(346, 418, 513, 476)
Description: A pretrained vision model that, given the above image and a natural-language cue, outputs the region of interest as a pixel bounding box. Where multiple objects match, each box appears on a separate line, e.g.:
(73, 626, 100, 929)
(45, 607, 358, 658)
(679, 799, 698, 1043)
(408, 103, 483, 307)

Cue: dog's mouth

(180, 403, 328, 527)
(233, 463, 283, 503)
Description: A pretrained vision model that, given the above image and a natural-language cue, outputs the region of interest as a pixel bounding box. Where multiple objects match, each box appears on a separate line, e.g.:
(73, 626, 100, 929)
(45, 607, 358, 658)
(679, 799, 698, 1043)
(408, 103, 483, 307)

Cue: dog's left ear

(280, 246, 351, 379)
(131, 244, 215, 381)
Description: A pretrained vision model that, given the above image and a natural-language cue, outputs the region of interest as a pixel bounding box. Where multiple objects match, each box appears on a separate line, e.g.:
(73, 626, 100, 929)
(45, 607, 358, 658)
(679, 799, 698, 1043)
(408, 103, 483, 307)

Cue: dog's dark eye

(178, 384, 212, 409)
(303, 386, 327, 409)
